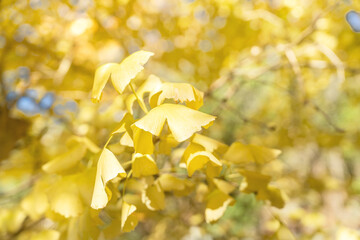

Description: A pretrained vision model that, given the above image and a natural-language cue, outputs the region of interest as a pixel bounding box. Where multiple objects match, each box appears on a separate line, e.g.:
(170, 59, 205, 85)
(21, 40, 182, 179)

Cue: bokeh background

(1, 0, 360, 239)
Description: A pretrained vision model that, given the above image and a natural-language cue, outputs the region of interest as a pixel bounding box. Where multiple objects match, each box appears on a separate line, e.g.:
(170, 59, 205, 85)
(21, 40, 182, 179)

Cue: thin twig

(129, 82, 149, 113)
(4, 218, 46, 240)
(308, 101, 345, 133)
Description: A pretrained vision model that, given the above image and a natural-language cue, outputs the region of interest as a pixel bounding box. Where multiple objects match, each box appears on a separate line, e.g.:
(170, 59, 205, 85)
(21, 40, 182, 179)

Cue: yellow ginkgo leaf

(123, 194, 149, 212)
(120, 131, 134, 147)
(75, 168, 97, 207)
(51, 191, 83, 218)
(124, 178, 146, 193)
(66, 136, 101, 153)
(141, 183, 165, 211)
(157, 174, 194, 196)
(173, 183, 195, 196)
(102, 218, 124, 239)
(121, 202, 138, 232)
(191, 134, 228, 156)
(113, 113, 136, 147)
(149, 82, 204, 109)
(126, 74, 162, 114)
(157, 174, 186, 192)
(112, 113, 135, 136)
(42, 144, 87, 174)
(206, 162, 223, 178)
(259, 186, 286, 208)
(186, 151, 222, 177)
(240, 170, 271, 193)
(242, 171, 285, 208)
(205, 189, 235, 223)
(21, 180, 49, 220)
(132, 126, 154, 154)
(224, 142, 281, 164)
(46, 169, 96, 218)
(212, 178, 236, 195)
(158, 134, 179, 155)
(91, 50, 154, 102)
(91, 63, 118, 102)
(67, 210, 101, 240)
(48, 179, 83, 218)
(111, 50, 154, 94)
(181, 142, 205, 165)
(134, 103, 216, 142)
(21, 191, 48, 221)
(91, 148, 127, 209)
(132, 153, 159, 178)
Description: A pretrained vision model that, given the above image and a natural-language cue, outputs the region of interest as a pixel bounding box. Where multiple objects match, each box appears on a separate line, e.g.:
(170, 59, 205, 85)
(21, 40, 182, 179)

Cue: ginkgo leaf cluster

(87, 50, 285, 234)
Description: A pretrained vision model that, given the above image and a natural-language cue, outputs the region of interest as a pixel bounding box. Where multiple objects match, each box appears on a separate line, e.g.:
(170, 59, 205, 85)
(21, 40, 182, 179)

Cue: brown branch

(4, 217, 46, 240)
(308, 101, 345, 133)
(290, 2, 340, 47)
(207, 93, 276, 132)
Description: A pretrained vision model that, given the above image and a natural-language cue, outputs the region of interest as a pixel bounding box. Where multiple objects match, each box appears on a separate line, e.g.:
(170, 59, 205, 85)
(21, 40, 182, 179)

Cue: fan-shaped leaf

(121, 202, 138, 232)
(157, 174, 194, 196)
(91, 50, 154, 102)
(132, 126, 154, 154)
(134, 103, 216, 142)
(192, 134, 228, 156)
(186, 151, 222, 177)
(91, 149, 127, 209)
(141, 183, 165, 211)
(42, 144, 87, 174)
(149, 82, 204, 109)
(205, 189, 235, 223)
(91, 63, 117, 102)
(132, 153, 158, 178)
(212, 178, 236, 195)
(224, 142, 281, 164)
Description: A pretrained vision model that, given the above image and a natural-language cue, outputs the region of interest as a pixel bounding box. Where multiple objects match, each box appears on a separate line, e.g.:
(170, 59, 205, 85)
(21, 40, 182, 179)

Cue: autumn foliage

(1, 0, 360, 239)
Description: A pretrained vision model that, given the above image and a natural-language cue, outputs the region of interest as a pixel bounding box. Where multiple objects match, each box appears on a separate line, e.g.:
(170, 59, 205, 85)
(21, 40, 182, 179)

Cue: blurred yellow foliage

(1, 0, 360, 239)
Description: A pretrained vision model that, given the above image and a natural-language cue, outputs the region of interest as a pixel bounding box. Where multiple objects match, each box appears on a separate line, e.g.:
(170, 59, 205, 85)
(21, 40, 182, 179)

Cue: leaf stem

(104, 135, 113, 149)
(129, 82, 148, 114)
(122, 169, 132, 197)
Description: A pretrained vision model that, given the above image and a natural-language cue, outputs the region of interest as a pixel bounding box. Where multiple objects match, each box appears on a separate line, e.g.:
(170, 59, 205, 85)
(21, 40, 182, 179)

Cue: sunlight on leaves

(186, 151, 222, 177)
(134, 103, 216, 142)
(141, 182, 165, 211)
(132, 153, 158, 178)
(205, 189, 235, 224)
(121, 202, 138, 233)
(224, 142, 281, 164)
(149, 82, 204, 109)
(91, 148, 127, 209)
(92, 50, 154, 102)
